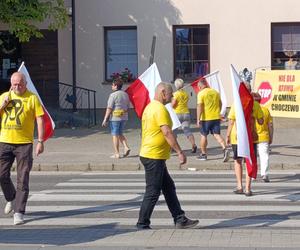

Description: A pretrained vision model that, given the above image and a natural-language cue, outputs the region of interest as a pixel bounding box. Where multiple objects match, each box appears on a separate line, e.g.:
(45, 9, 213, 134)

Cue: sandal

(123, 149, 131, 157)
(233, 188, 244, 194)
(245, 191, 253, 197)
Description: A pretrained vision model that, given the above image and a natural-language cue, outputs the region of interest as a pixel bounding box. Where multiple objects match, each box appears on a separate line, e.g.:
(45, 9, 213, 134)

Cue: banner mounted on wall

(254, 70, 300, 118)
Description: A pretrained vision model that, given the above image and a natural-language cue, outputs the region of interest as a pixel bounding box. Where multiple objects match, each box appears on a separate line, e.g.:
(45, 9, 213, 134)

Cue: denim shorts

(200, 119, 220, 136)
(110, 120, 126, 136)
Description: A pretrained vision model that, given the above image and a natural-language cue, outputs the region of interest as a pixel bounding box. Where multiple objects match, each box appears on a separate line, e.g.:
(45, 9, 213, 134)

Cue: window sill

(101, 81, 134, 85)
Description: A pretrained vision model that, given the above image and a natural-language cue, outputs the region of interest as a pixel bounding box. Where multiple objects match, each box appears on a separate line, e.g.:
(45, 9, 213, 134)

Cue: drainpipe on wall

(72, 0, 77, 111)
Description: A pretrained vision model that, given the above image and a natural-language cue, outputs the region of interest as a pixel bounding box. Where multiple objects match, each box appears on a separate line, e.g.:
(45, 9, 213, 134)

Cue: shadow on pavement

(203, 211, 300, 229)
(0, 224, 135, 245)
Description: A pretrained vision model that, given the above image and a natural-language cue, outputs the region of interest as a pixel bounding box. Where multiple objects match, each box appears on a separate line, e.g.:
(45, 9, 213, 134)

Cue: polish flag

(18, 62, 55, 141)
(126, 63, 181, 130)
(190, 71, 227, 117)
(230, 65, 257, 178)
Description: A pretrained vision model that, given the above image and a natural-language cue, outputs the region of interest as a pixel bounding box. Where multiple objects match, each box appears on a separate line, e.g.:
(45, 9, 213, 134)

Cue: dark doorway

(21, 30, 59, 108)
(0, 30, 59, 107)
(0, 31, 21, 94)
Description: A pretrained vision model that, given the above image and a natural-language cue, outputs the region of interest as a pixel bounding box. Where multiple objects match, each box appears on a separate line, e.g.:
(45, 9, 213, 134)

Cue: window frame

(173, 24, 210, 81)
(271, 22, 300, 70)
(104, 26, 138, 82)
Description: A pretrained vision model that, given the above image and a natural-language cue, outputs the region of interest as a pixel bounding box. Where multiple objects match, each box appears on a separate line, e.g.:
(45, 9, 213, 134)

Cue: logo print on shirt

(4, 99, 24, 126)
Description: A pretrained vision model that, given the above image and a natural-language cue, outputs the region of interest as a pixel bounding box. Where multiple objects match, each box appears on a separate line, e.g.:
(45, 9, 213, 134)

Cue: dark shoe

(175, 216, 199, 229)
(233, 188, 244, 194)
(262, 175, 270, 183)
(136, 223, 152, 230)
(196, 154, 207, 161)
(191, 145, 197, 153)
(245, 191, 253, 197)
(223, 148, 230, 162)
(123, 148, 131, 157)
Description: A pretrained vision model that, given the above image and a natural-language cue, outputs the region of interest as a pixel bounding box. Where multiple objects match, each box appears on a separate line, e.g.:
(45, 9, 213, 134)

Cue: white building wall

(58, 0, 300, 108)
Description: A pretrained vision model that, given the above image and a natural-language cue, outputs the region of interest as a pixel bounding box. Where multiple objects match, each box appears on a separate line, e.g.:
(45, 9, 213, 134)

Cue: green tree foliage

(0, 0, 68, 42)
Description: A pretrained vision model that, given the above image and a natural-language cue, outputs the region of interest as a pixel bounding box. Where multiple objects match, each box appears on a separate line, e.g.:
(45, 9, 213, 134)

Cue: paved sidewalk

(27, 117, 300, 172)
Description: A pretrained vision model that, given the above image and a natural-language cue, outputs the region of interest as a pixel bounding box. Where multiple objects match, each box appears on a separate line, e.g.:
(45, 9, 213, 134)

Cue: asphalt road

(0, 171, 300, 249)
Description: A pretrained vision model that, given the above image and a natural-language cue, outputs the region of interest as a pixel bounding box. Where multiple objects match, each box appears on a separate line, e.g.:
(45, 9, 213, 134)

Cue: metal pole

(93, 91, 96, 125)
(149, 35, 156, 66)
(72, 0, 77, 111)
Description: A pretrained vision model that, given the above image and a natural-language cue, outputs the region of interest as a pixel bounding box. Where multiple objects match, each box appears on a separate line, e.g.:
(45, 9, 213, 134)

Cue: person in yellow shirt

(171, 78, 197, 153)
(137, 82, 199, 230)
(253, 93, 273, 182)
(196, 78, 229, 161)
(0, 72, 44, 225)
(226, 84, 264, 197)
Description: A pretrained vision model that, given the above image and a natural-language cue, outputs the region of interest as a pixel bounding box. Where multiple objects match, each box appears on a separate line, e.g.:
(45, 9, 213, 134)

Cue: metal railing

(58, 82, 97, 126)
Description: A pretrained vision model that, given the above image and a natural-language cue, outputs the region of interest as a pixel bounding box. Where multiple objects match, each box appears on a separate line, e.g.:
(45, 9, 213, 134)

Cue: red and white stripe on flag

(190, 71, 227, 117)
(18, 62, 55, 141)
(230, 65, 257, 178)
(125, 63, 181, 130)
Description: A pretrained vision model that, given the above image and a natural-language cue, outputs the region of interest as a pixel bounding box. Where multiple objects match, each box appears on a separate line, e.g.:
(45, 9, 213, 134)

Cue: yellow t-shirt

(228, 101, 264, 145)
(173, 90, 189, 114)
(256, 106, 272, 143)
(197, 88, 220, 121)
(0, 90, 44, 144)
(140, 100, 172, 159)
(227, 105, 238, 145)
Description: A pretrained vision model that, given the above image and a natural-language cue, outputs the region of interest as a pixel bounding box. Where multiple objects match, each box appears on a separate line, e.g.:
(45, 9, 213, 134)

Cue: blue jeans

(137, 157, 185, 227)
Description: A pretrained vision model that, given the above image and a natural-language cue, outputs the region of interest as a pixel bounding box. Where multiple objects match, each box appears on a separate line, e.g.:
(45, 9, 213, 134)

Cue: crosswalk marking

(37, 188, 299, 194)
(22, 205, 300, 212)
(56, 182, 300, 187)
(28, 193, 300, 202)
(1, 172, 300, 228)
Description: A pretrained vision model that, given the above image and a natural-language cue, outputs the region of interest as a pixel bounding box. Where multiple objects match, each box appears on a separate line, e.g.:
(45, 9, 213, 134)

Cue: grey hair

(174, 78, 184, 90)
(11, 72, 27, 84)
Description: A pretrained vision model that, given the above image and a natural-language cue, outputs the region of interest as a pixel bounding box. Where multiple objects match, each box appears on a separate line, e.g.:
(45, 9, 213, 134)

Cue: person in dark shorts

(196, 79, 229, 161)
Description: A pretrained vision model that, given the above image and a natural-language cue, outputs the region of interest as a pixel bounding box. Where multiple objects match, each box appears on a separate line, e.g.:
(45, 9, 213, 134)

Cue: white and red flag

(190, 71, 227, 117)
(125, 63, 180, 129)
(230, 64, 257, 178)
(18, 62, 55, 141)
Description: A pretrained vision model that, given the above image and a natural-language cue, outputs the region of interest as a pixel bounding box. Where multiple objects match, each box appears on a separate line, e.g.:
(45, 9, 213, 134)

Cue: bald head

(154, 82, 173, 104)
(11, 72, 27, 95)
(198, 78, 208, 88)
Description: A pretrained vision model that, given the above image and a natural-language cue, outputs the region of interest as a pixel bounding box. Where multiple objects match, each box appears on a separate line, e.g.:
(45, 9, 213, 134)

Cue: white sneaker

(4, 201, 14, 215)
(14, 213, 24, 225)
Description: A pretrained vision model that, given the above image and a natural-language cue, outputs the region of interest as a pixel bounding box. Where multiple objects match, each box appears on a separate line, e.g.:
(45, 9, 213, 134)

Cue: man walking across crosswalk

(136, 82, 199, 230)
(0, 72, 45, 225)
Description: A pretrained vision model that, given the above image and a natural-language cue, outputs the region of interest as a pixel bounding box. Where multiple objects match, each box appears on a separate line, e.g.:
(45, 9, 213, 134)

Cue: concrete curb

(10, 162, 300, 172)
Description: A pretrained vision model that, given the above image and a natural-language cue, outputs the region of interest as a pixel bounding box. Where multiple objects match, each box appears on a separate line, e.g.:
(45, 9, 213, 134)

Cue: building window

(0, 31, 22, 94)
(105, 27, 138, 81)
(173, 25, 209, 81)
(272, 23, 300, 70)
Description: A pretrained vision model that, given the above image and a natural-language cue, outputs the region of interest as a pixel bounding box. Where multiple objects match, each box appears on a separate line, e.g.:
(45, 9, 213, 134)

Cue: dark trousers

(0, 142, 33, 214)
(137, 156, 185, 227)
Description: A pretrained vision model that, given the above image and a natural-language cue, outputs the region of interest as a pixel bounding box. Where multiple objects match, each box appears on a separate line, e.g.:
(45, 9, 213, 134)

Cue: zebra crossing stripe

(28, 193, 300, 202)
(24, 204, 300, 212)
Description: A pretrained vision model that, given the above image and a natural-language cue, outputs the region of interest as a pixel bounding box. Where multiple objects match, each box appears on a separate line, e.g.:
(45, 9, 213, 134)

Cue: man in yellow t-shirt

(253, 94, 273, 182)
(171, 78, 197, 153)
(196, 78, 229, 161)
(137, 82, 199, 230)
(0, 72, 45, 225)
